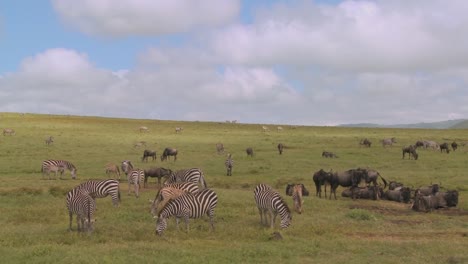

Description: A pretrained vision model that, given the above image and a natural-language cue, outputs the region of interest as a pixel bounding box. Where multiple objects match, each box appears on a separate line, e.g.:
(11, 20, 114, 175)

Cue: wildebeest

(277, 143, 284, 155)
(402, 145, 418, 160)
(322, 151, 338, 158)
(312, 169, 332, 198)
(3, 128, 15, 136)
(381, 137, 396, 147)
(161, 147, 178, 161)
(342, 185, 383, 200)
(361, 168, 387, 189)
(384, 187, 412, 203)
(144, 167, 172, 188)
(216, 143, 224, 154)
(451, 141, 458, 151)
(416, 184, 440, 196)
(142, 149, 157, 162)
(439, 142, 450, 154)
(105, 162, 121, 180)
(412, 190, 459, 212)
(388, 181, 405, 190)
(328, 169, 365, 200)
(246, 147, 254, 157)
(414, 141, 425, 148)
(359, 138, 372, 147)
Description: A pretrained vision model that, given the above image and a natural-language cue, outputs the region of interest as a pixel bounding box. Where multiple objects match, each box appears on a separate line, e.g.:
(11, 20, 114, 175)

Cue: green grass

(0, 112, 467, 263)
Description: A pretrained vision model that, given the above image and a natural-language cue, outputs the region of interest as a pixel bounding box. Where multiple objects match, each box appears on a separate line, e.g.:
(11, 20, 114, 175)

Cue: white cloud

(52, 0, 241, 36)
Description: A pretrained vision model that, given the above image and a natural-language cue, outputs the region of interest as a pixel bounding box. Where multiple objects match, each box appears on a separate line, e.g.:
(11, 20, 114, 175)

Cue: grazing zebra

(75, 179, 121, 207)
(41, 160, 77, 179)
(105, 162, 121, 180)
(164, 168, 208, 189)
(291, 184, 304, 214)
(175, 127, 183, 133)
(66, 188, 96, 232)
(225, 154, 233, 176)
(42, 164, 65, 180)
(150, 182, 200, 216)
(254, 184, 292, 229)
(216, 143, 224, 154)
(155, 188, 218, 236)
(3, 128, 16, 136)
(45, 136, 54, 145)
(139, 126, 149, 133)
(127, 169, 144, 198)
(121, 160, 134, 178)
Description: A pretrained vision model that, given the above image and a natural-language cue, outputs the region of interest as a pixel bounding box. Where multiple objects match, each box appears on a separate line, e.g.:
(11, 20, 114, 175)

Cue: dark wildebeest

(361, 168, 387, 189)
(312, 169, 332, 198)
(277, 143, 284, 155)
(384, 187, 412, 203)
(322, 151, 338, 158)
(246, 147, 254, 157)
(359, 138, 372, 147)
(388, 181, 404, 190)
(439, 142, 450, 154)
(451, 141, 458, 151)
(381, 137, 396, 147)
(216, 143, 224, 154)
(342, 185, 383, 200)
(161, 148, 178, 161)
(144, 167, 172, 188)
(402, 145, 418, 160)
(412, 190, 459, 212)
(142, 149, 157, 162)
(414, 141, 425, 148)
(416, 184, 440, 196)
(328, 169, 365, 200)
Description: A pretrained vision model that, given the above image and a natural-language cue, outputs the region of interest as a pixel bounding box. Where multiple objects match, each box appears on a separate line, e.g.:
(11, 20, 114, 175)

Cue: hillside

(339, 119, 467, 129)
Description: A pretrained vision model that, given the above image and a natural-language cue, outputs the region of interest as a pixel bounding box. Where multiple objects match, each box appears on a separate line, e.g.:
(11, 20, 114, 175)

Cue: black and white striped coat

(66, 188, 96, 232)
(164, 168, 208, 189)
(150, 182, 200, 217)
(156, 188, 218, 235)
(127, 169, 144, 198)
(41, 159, 77, 179)
(75, 179, 121, 207)
(254, 184, 292, 229)
(225, 154, 233, 176)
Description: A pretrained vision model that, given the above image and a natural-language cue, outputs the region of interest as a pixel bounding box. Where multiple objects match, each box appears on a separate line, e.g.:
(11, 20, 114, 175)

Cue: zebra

(225, 154, 233, 176)
(105, 162, 121, 180)
(75, 179, 121, 207)
(41, 160, 77, 179)
(121, 160, 134, 179)
(127, 169, 144, 198)
(139, 126, 149, 133)
(216, 143, 224, 154)
(291, 184, 304, 214)
(175, 127, 183, 133)
(42, 164, 65, 180)
(66, 188, 96, 232)
(164, 168, 208, 189)
(262, 126, 269, 132)
(45, 136, 54, 145)
(254, 184, 292, 229)
(277, 126, 283, 132)
(3, 128, 16, 136)
(150, 182, 200, 216)
(155, 188, 218, 236)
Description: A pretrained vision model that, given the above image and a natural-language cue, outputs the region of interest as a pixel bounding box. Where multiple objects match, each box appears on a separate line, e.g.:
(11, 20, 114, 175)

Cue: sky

(1, 0, 468, 126)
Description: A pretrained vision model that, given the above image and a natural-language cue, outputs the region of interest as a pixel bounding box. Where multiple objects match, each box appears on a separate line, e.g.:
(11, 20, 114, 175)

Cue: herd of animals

(4, 126, 461, 236)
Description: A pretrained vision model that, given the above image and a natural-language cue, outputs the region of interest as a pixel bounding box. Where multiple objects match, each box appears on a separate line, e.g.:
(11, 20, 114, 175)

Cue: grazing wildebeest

(161, 147, 178, 161)
(322, 151, 338, 158)
(402, 145, 418, 160)
(216, 143, 224, 154)
(3, 128, 15, 136)
(142, 149, 157, 162)
(277, 143, 284, 155)
(342, 186, 382, 200)
(105, 162, 121, 180)
(384, 187, 411, 203)
(451, 141, 458, 151)
(328, 169, 365, 200)
(312, 169, 332, 198)
(416, 184, 440, 196)
(439, 142, 450, 154)
(246, 147, 254, 157)
(388, 181, 404, 190)
(359, 138, 372, 147)
(361, 169, 387, 189)
(45, 136, 54, 145)
(381, 137, 396, 147)
(144, 167, 172, 188)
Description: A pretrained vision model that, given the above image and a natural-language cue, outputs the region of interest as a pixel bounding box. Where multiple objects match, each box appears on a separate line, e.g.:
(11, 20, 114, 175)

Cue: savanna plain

(0, 113, 467, 264)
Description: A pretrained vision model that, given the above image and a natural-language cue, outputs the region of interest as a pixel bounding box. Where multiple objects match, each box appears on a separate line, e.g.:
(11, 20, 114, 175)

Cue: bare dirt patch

(349, 201, 468, 216)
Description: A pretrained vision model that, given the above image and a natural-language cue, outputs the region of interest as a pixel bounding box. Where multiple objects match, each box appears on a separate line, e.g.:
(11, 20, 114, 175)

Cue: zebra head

(84, 218, 96, 233)
(71, 167, 77, 179)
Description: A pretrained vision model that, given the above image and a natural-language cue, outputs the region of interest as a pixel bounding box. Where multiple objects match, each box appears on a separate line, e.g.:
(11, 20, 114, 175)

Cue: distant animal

(150, 182, 200, 216)
(3, 128, 15, 136)
(423, 140, 439, 150)
(161, 147, 178, 161)
(225, 153, 233, 176)
(175, 127, 183, 133)
(216, 143, 224, 154)
(41, 160, 77, 180)
(439, 143, 450, 154)
(359, 138, 372, 147)
(155, 188, 218, 236)
(139, 126, 149, 133)
(164, 168, 208, 189)
(361, 168, 388, 189)
(328, 169, 365, 200)
(127, 169, 144, 198)
(254, 184, 292, 229)
(246, 147, 254, 157)
(451, 141, 458, 151)
(133, 141, 147, 148)
(277, 126, 283, 132)
(66, 188, 96, 233)
(142, 149, 157, 162)
(381, 137, 397, 147)
(277, 143, 284, 155)
(312, 169, 332, 198)
(342, 185, 382, 200)
(262, 126, 269, 132)
(322, 151, 338, 158)
(144, 167, 172, 188)
(402, 145, 418, 160)
(384, 187, 412, 203)
(42, 164, 65, 180)
(414, 141, 425, 148)
(105, 162, 121, 180)
(121, 160, 134, 176)
(45, 136, 54, 145)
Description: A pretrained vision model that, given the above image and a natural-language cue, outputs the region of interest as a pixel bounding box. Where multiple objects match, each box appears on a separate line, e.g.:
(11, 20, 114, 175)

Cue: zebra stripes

(225, 154, 233, 176)
(165, 168, 207, 188)
(155, 188, 218, 236)
(66, 188, 96, 232)
(150, 182, 200, 216)
(75, 179, 121, 207)
(127, 169, 144, 198)
(292, 184, 304, 214)
(41, 160, 77, 179)
(254, 184, 292, 229)
(121, 160, 134, 177)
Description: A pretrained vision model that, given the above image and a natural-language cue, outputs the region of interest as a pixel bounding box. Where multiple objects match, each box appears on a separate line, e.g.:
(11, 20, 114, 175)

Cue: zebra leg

(208, 210, 215, 231)
(135, 182, 139, 198)
(69, 211, 73, 231)
(184, 216, 190, 233)
(128, 182, 131, 196)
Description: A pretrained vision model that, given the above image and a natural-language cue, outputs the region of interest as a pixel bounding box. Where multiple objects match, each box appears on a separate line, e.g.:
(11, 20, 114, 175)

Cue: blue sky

(1, 0, 468, 125)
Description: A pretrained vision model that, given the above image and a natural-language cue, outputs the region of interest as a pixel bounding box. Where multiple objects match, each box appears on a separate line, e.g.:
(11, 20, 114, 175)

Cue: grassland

(0, 112, 467, 264)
